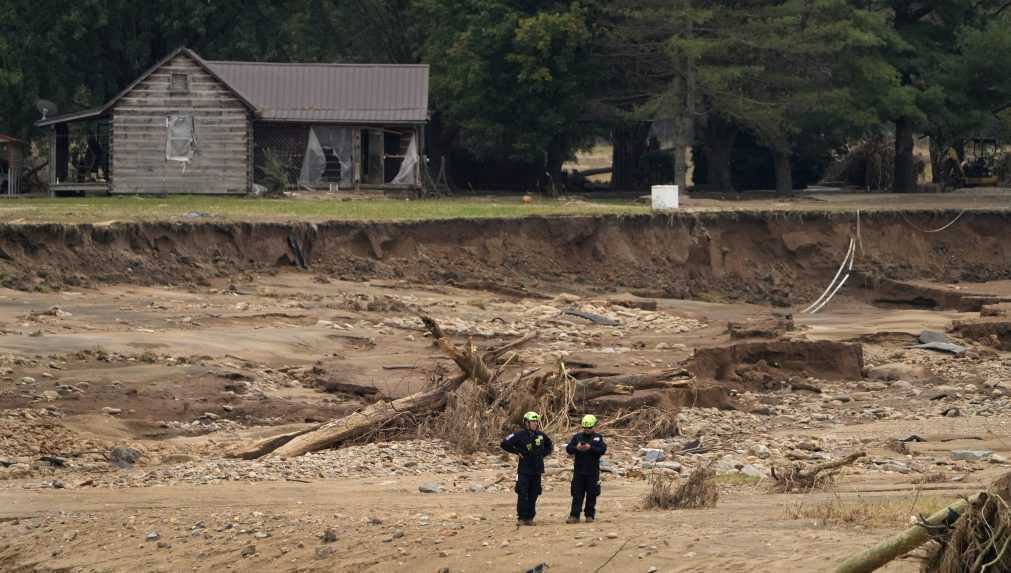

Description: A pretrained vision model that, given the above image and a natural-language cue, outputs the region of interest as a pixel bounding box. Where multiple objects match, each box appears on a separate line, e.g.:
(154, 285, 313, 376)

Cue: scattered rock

(654, 461, 684, 472)
(641, 449, 666, 463)
(241, 545, 257, 558)
(322, 529, 338, 543)
(419, 483, 442, 493)
(101, 407, 122, 416)
(109, 447, 142, 468)
(145, 532, 160, 542)
(952, 450, 993, 461)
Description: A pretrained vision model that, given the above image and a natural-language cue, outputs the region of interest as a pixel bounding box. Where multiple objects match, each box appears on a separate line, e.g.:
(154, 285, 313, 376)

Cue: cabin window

(166, 115, 196, 163)
(169, 73, 189, 93)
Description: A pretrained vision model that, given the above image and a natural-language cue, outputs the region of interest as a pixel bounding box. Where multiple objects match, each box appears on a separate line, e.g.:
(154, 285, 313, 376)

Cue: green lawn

(0, 195, 651, 224)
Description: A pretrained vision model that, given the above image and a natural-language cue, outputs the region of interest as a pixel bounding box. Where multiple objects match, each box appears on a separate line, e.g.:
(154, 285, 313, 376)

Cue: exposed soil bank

(1, 210, 1009, 304)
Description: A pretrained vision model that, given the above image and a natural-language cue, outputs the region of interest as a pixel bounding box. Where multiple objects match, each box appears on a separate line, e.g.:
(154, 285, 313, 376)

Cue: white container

(651, 184, 679, 210)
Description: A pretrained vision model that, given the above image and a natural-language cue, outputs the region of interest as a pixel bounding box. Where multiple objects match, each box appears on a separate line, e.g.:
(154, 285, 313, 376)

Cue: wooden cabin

(36, 47, 429, 195)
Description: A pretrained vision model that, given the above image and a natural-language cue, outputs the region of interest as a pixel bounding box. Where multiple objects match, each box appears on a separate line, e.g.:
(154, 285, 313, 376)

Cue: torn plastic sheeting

(165, 115, 196, 163)
(299, 126, 353, 187)
(390, 134, 419, 185)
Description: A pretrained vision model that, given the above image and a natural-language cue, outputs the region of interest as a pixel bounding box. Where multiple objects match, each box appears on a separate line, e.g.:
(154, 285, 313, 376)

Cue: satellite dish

(36, 99, 59, 120)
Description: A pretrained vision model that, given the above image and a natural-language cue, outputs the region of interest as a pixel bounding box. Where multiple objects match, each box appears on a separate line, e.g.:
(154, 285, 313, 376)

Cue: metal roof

(36, 107, 106, 127)
(36, 48, 429, 127)
(205, 61, 429, 124)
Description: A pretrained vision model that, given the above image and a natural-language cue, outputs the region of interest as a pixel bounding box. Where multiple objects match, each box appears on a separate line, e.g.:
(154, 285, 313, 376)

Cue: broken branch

(772, 450, 866, 492)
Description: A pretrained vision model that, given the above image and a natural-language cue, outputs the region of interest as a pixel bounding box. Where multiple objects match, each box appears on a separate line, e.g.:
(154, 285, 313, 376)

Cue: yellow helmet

(523, 411, 541, 422)
(581, 414, 597, 428)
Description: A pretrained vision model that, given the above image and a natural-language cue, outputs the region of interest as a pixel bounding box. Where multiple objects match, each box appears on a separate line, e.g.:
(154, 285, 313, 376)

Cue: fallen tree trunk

(574, 370, 691, 401)
(232, 427, 315, 460)
(835, 494, 980, 573)
(266, 374, 468, 459)
(237, 315, 512, 459)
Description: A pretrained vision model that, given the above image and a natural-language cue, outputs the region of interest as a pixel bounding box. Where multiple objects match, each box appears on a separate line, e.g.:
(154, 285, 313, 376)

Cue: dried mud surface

(1, 212, 1011, 572)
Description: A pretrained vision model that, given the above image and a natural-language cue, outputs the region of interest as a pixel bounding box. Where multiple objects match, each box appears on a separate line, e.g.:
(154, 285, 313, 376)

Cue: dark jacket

(501, 429, 553, 475)
(565, 431, 607, 475)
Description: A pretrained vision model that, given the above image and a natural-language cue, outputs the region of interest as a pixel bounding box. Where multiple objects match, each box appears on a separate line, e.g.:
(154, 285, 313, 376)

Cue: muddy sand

(2, 209, 1011, 572)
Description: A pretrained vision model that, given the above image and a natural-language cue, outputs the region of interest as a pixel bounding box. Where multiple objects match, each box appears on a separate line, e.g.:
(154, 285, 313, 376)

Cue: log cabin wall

(111, 52, 251, 194)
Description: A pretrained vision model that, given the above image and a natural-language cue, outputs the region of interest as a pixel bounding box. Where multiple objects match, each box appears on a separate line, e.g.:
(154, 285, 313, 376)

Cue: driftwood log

(835, 494, 980, 573)
(265, 373, 468, 459)
(232, 316, 506, 459)
(772, 450, 866, 492)
(574, 370, 691, 401)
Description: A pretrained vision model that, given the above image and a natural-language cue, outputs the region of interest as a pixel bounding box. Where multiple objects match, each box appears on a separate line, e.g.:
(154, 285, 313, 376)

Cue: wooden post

(415, 125, 423, 189)
(48, 127, 57, 193)
(352, 127, 361, 191)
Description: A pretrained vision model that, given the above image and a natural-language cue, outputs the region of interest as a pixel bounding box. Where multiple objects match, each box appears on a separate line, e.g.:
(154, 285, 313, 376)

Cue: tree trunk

(773, 148, 793, 194)
(928, 133, 944, 185)
(611, 122, 650, 190)
(265, 375, 468, 459)
(704, 117, 736, 191)
(835, 494, 979, 573)
(674, 144, 691, 190)
(893, 117, 916, 192)
(574, 370, 690, 401)
(543, 142, 566, 196)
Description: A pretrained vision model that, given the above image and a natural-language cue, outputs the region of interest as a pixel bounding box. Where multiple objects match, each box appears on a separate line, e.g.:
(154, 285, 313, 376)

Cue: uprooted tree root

(771, 451, 866, 493)
(925, 472, 1011, 573)
(644, 465, 718, 510)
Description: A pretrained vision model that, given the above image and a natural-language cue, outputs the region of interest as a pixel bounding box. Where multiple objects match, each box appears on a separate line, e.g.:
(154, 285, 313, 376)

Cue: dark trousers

(515, 473, 542, 520)
(570, 473, 600, 518)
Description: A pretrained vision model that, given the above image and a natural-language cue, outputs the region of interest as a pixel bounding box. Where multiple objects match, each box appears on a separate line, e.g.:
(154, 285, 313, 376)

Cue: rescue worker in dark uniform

(500, 411, 553, 525)
(565, 414, 607, 523)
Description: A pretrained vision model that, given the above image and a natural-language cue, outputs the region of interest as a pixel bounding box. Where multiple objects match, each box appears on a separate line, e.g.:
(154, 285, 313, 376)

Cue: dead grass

(784, 494, 951, 528)
(644, 465, 719, 510)
(715, 473, 764, 487)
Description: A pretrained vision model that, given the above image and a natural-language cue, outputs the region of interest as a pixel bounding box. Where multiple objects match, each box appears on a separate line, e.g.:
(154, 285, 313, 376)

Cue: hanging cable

(807, 264, 853, 315)
(900, 209, 967, 233)
(801, 237, 855, 314)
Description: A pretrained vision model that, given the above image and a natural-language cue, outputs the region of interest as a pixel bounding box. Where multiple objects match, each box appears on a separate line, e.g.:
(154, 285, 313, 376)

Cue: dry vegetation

(785, 494, 951, 529)
(644, 465, 720, 510)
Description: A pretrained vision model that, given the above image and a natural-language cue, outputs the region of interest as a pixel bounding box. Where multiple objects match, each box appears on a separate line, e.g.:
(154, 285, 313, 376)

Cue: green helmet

(581, 414, 597, 428)
(523, 411, 541, 422)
